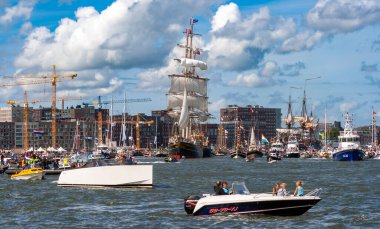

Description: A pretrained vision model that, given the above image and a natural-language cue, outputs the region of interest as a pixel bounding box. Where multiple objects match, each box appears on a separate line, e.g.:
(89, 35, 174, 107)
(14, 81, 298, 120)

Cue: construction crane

(88, 96, 152, 146)
(125, 113, 154, 151)
(0, 79, 52, 150)
(2, 65, 78, 148)
(7, 91, 82, 150)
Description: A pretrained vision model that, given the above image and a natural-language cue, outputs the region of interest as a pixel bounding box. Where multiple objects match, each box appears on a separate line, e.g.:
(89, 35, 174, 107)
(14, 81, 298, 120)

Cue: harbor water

(1, 157, 379, 228)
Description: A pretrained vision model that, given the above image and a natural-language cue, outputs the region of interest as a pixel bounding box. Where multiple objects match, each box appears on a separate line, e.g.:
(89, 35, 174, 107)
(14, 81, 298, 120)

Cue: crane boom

(1, 65, 78, 148)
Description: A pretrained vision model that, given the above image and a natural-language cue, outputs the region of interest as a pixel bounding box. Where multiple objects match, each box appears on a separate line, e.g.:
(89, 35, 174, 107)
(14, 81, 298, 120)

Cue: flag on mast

(190, 18, 198, 25)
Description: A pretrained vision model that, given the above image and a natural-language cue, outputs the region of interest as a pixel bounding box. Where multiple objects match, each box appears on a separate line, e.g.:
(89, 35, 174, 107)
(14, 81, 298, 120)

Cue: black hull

(333, 149, 365, 161)
(203, 147, 213, 158)
(286, 153, 300, 158)
(193, 199, 321, 216)
(169, 141, 203, 158)
(248, 150, 264, 157)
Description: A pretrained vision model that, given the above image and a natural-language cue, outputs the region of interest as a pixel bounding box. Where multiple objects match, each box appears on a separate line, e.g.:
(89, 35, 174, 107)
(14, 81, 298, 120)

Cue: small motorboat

(11, 168, 46, 180)
(57, 159, 152, 188)
(184, 182, 321, 216)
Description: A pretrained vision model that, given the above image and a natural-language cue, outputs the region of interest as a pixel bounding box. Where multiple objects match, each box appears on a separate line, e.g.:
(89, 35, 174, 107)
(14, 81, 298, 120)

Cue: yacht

(267, 139, 284, 161)
(286, 134, 300, 158)
(184, 182, 321, 216)
(333, 113, 365, 161)
(57, 159, 152, 187)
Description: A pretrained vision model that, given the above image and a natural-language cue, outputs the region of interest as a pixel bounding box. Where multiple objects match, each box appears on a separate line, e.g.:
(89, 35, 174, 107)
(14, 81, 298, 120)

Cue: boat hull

(57, 165, 153, 187)
(169, 141, 203, 158)
(11, 168, 45, 181)
(333, 149, 365, 161)
(188, 195, 321, 216)
(248, 150, 263, 157)
(202, 147, 213, 158)
(286, 153, 301, 158)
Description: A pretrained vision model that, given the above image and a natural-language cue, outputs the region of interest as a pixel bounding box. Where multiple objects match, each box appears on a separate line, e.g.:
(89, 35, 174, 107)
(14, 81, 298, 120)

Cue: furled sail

(179, 58, 208, 70)
(178, 88, 189, 130)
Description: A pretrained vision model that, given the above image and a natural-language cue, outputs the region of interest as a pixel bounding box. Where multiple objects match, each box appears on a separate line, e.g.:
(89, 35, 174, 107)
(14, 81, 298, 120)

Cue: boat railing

(304, 188, 322, 197)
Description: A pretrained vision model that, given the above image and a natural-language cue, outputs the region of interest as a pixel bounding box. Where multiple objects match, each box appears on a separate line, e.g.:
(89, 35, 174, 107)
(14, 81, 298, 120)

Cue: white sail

(179, 58, 208, 70)
(169, 76, 207, 96)
(178, 88, 189, 130)
(168, 94, 208, 112)
(249, 128, 256, 147)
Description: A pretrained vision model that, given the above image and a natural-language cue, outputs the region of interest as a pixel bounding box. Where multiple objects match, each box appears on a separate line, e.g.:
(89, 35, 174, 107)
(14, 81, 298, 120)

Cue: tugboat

(184, 182, 321, 216)
(167, 18, 209, 158)
(333, 113, 365, 161)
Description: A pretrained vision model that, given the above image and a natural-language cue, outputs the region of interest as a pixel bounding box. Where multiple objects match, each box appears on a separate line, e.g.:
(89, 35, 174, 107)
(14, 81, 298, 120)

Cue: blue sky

(0, 0, 379, 126)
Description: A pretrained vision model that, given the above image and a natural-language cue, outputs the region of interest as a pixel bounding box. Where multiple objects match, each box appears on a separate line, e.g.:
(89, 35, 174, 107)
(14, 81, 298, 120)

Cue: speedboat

(184, 182, 321, 216)
(11, 168, 46, 180)
(57, 159, 152, 188)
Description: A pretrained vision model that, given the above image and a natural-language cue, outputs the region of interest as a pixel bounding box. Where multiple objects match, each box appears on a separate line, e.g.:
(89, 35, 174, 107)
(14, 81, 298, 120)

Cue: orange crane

(89, 96, 152, 146)
(125, 113, 154, 151)
(7, 91, 82, 150)
(2, 65, 78, 148)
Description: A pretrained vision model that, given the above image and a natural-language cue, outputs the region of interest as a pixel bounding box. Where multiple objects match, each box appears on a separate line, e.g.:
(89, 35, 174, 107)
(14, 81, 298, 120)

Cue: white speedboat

(57, 159, 152, 188)
(185, 182, 321, 216)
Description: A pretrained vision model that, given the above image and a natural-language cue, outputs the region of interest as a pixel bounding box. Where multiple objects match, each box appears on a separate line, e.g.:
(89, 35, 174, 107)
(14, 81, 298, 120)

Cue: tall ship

(333, 113, 365, 161)
(167, 18, 210, 158)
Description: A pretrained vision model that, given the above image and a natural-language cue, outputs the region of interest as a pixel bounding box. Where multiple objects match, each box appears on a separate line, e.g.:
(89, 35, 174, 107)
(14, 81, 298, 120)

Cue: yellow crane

(2, 65, 78, 148)
(7, 91, 82, 150)
(0, 79, 52, 150)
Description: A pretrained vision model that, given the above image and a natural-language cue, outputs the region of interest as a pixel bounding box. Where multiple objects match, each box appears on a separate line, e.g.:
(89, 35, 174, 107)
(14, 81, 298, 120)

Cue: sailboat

(247, 127, 263, 157)
(167, 18, 210, 158)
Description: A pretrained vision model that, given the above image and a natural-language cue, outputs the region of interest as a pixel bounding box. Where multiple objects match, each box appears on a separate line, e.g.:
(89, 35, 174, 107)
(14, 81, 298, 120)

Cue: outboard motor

(184, 195, 200, 214)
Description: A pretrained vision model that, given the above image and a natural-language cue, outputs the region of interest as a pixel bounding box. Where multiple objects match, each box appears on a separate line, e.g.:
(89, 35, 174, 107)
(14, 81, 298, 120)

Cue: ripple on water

(1, 158, 380, 228)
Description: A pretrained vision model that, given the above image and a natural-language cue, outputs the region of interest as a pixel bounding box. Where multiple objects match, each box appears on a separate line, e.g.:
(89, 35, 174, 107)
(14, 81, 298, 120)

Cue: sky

(0, 0, 379, 127)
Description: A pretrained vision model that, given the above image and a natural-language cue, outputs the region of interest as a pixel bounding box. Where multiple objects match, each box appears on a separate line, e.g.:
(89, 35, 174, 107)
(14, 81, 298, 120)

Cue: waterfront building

(220, 105, 282, 148)
(0, 122, 15, 149)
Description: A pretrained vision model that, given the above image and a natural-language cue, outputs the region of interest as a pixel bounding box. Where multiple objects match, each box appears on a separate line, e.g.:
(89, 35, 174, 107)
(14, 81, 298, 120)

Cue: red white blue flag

(190, 18, 198, 25)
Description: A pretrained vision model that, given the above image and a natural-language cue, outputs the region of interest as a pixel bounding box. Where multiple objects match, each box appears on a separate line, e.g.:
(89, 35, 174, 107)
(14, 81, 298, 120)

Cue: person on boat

(272, 183, 280, 196)
(222, 182, 230, 195)
(293, 180, 304, 196)
(214, 181, 223, 195)
(0, 153, 4, 165)
(277, 183, 289, 196)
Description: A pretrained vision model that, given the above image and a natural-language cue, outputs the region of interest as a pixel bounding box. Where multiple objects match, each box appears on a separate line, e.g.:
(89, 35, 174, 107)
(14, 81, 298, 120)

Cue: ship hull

(203, 147, 213, 158)
(333, 149, 365, 161)
(286, 153, 301, 158)
(169, 141, 203, 158)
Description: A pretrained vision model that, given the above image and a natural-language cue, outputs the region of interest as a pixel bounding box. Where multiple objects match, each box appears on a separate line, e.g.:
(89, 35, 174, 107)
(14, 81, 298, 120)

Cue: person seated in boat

(272, 183, 280, 196)
(214, 181, 224, 195)
(293, 180, 304, 196)
(221, 181, 230, 195)
(277, 183, 289, 196)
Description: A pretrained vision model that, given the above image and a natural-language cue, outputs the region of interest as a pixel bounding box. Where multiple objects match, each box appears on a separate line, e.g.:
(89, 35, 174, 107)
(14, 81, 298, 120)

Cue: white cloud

(19, 22, 32, 35)
(15, 0, 218, 72)
(279, 31, 323, 53)
(228, 72, 273, 88)
(0, 0, 36, 25)
(259, 61, 279, 77)
(211, 2, 241, 32)
(209, 98, 226, 114)
(307, 0, 380, 34)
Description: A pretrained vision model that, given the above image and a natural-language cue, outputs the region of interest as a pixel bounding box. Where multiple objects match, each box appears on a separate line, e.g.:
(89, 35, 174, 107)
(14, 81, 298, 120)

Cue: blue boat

(333, 113, 364, 161)
(333, 149, 364, 161)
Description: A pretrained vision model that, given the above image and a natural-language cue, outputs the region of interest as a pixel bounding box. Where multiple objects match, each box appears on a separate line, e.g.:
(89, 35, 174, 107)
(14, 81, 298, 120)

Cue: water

(1, 158, 379, 228)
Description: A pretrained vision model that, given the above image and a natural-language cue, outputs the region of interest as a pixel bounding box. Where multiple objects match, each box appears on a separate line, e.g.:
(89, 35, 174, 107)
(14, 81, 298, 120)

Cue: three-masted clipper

(167, 18, 210, 158)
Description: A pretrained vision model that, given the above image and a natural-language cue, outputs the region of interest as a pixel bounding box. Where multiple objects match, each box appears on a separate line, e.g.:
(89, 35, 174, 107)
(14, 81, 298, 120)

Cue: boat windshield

(231, 182, 250, 195)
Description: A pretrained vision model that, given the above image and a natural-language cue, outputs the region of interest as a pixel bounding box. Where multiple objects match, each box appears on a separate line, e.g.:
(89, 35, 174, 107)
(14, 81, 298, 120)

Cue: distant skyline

(0, 0, 379, 126)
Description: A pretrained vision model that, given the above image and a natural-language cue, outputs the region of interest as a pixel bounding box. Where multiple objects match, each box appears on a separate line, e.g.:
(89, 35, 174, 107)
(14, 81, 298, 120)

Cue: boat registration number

(209, 206, 238, 214)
